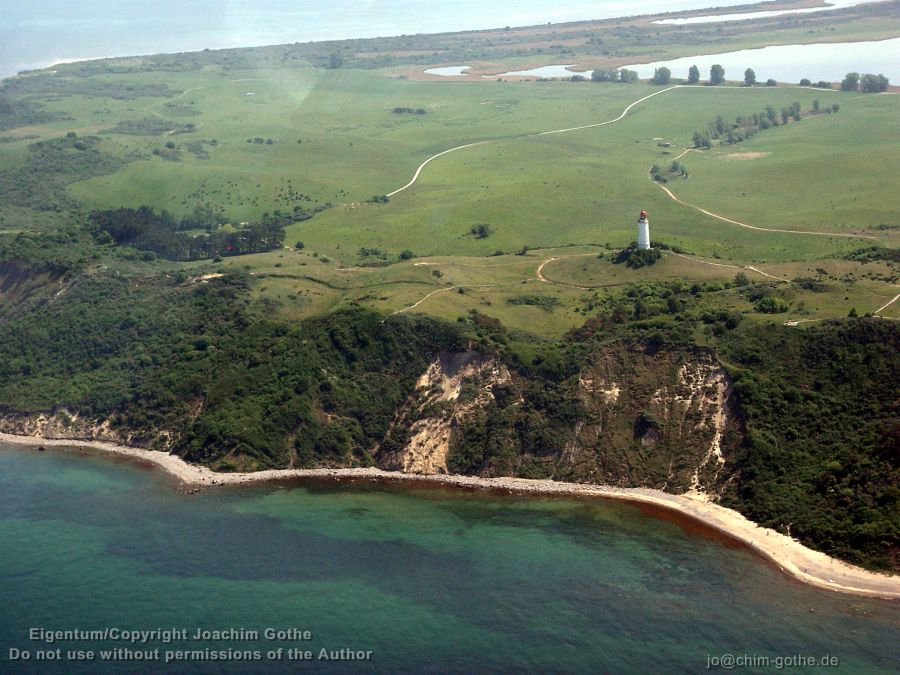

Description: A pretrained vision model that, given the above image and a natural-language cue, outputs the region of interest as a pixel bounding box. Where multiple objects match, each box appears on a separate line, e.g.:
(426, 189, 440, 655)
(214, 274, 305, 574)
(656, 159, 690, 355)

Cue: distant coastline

(2, 431, 897, 601)
(2, 0, 887, 79)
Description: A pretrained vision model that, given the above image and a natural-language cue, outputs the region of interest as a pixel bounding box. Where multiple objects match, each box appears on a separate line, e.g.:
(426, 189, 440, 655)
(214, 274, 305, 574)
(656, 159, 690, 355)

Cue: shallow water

(424, 65, 471, 76)
(621, 37, 900, 84)
(654, 0, 868, 25)
(491, 64, 596, 79)
(2, 0, 813, 79)
(0, 444, 897, 673)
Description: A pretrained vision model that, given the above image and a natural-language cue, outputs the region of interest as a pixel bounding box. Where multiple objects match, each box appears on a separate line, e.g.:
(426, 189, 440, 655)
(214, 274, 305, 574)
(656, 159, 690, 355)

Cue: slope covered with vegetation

(0, 242, 896, 570)
(0, 11, 897, 573)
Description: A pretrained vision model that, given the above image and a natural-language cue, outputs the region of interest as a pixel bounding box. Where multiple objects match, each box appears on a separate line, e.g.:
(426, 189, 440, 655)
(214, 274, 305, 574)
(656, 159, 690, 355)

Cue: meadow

(1, 36, 898, 336)
(0, 7, 898, 569)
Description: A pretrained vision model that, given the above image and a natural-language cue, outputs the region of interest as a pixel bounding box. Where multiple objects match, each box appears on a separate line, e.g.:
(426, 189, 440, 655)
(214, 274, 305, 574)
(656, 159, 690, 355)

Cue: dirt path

(874, 290, 900, 315)
(387, 86, 682, 197)
(668, 251, 788, 282)
(394, 246, 792, 315)
(391, 286, 459, 314)
(390, 277, 542, 315)
(393, 250, 604, 314)
(535, 252, 604, 288)
(379, 84, 885, 314)
(650, 174, 878, 240)
(384, 84, 846, 199)
(387, 141, 491, 197)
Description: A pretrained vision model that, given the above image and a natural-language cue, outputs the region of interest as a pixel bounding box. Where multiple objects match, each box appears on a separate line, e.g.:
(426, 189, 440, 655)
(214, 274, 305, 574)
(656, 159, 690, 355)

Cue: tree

(860, 73, 889, 93)
(652, 67, 671, 85)
(755, 295, 788, 313)
(709, 64, 725, 86)
(733, 271, 750, 287)
(812, 99, 820, 111)
(399, 250, 414, 260)
(692, 130, 712, 149)
(765, 79, 776, 86)
(591, 69, 617, 82)
(840, 72, 860, 91)
(799, 78, 812, 86)
(744, 68, 756, 86)
(470, 223, 492, 239)
(328, 52, 343, 69)
(687, 65, 700, 84)
(618, 69, 639, 83)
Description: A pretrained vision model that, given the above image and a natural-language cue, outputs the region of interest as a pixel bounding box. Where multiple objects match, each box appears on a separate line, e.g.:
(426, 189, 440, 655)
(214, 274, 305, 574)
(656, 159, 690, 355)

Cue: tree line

(627, 64, 777, 86)
(650, 160, 688, 183)
(89, 206, 286, 261)
(840, 72, 890, 92)
(691, 100, 838, 148)
(590, 69, 638, 83)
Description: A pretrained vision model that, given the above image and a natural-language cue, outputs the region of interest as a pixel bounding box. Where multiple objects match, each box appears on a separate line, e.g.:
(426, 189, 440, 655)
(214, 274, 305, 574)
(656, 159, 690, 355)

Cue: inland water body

(0, 0, 851, 79)
(0, 444, 897, 673)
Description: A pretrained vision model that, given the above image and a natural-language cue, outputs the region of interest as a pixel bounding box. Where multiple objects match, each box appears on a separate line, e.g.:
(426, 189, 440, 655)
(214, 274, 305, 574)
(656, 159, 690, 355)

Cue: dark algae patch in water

(1, 446, 897, 673)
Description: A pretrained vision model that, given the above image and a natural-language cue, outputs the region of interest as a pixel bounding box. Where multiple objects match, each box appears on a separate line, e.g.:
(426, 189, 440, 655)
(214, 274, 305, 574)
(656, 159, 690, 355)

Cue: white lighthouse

(637, 210, 650, 250)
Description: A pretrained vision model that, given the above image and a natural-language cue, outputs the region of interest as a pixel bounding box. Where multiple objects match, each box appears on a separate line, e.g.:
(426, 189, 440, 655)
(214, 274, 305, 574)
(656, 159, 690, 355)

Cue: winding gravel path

(651, 178, 879, 240)
(387, 86, 682, 197)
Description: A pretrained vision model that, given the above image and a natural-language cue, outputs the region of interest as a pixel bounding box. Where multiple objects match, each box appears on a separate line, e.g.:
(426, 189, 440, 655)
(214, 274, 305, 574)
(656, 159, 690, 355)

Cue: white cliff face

(400, 351, 510, 475)
(648, 360, 732, 494)
(0, 408, 173, 450)
(572, 348, 737, 494)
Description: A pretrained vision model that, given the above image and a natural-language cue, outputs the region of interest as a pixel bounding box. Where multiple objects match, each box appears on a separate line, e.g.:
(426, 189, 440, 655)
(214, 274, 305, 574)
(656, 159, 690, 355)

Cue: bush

(614, 246, 661, 268)
(469, 223, 493, 239)
(754, 295, 788, 313)
(506, 294, 560, 312)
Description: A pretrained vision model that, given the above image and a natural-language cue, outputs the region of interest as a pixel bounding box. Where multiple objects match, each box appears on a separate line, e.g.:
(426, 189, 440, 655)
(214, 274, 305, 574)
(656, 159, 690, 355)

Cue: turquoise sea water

(0, 444, 897, 673)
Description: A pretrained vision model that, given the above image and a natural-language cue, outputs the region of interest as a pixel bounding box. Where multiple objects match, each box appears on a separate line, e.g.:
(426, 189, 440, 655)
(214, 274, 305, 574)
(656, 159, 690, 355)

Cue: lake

(1, 444, 897, 673)
(1, 0, 832, 79)
(493, 64, 596, 79)
(424, 65, 471, 76)
(621, 38, 900, 84)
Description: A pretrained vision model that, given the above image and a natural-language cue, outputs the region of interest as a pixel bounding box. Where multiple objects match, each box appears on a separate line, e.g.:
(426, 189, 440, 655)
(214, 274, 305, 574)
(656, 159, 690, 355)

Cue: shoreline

(1, 431, 898, 600)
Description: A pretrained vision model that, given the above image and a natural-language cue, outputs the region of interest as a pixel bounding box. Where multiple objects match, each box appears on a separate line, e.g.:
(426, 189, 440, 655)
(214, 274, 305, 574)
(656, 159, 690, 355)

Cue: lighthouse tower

(637, 210, 650, 250)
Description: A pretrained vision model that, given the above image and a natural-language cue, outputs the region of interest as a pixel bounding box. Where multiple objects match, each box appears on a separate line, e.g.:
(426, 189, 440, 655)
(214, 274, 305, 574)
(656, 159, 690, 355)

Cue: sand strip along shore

(1, 431, 897, 600)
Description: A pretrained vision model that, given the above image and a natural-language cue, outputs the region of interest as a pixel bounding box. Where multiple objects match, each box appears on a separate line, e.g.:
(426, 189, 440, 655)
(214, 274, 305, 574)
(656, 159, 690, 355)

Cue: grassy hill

(0, 6, 897, 569)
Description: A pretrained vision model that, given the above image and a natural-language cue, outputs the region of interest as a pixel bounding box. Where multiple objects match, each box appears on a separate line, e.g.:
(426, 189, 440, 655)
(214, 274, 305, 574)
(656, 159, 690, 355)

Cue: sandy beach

(1, 431, 897, 600)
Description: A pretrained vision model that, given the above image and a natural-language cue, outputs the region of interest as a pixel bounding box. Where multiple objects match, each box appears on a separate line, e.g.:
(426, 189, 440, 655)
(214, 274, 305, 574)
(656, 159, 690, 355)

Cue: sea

(0, 0, 860, 79)
(0, 444, 897, 673)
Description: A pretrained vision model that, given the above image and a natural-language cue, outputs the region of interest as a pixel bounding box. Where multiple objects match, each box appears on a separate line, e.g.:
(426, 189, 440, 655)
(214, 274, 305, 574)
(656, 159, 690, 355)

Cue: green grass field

(2, 56, 898, 336)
